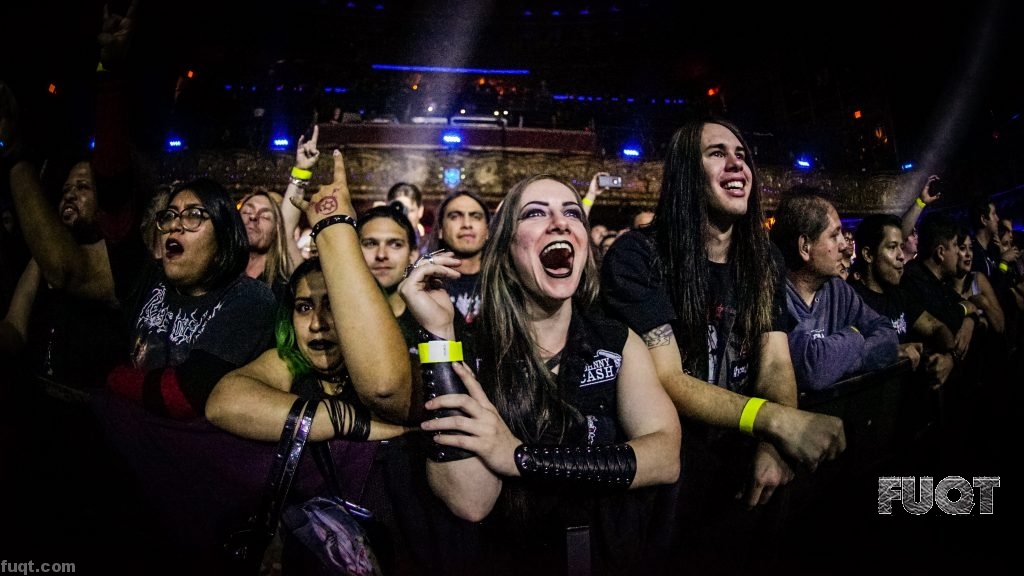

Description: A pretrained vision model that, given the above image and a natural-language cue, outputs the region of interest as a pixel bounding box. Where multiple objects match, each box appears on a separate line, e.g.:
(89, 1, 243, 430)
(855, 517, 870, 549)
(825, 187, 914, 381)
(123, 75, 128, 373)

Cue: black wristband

(513, 443, 637, 489)
(309, 214, 356, 242)
(417, 327, 450, 342)
(419, 329, 473, 462)
(323, 396, 371, 441)
(421, 361, 473, 462)
(347, 401, 371, 441)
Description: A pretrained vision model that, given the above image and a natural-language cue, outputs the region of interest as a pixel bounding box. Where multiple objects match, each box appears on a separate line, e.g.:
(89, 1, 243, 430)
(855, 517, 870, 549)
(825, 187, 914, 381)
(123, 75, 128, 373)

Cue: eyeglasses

(155, 207, 211, 232)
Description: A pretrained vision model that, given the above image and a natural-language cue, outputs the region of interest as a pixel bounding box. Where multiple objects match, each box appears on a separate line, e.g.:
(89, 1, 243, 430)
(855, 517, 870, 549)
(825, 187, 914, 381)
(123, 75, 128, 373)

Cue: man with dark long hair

(600, 116, 846, 573)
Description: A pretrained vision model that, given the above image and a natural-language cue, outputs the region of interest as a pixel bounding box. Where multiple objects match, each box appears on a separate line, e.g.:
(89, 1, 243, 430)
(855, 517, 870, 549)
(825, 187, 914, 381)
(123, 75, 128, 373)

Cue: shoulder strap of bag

(312, 441, 344, 498)
(253, 397, 316, 534)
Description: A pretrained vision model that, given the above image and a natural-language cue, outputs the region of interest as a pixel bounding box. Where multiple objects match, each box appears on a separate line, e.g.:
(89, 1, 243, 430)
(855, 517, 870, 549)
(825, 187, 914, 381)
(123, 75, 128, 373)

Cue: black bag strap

(312, 441, 343, 497)
(253, 397, 316, 534)
(310, 419, 375, 523)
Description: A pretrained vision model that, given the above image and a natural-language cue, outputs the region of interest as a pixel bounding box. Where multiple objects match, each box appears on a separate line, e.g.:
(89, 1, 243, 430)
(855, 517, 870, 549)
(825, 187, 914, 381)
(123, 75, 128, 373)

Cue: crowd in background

(1, 3, 1018, 575)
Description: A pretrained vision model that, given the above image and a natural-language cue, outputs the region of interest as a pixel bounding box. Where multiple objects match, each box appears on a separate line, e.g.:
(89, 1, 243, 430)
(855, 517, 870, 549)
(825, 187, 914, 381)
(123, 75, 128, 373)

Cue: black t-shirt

(901, 259, 965, 332)
(600, 228, 786, 393)
(601, 228, 791, 574)
(849, 280, 924, 344)
(445, 271, 481, 325)
(26, 281, 127, 391)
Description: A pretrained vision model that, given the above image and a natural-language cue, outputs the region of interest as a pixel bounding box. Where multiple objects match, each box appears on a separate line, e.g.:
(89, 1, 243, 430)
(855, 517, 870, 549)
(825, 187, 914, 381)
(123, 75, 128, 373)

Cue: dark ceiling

(4, 0, 1024, 198)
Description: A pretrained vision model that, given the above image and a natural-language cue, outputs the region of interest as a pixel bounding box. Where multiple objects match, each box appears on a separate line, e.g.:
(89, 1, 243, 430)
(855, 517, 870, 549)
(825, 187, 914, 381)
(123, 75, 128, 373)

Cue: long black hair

(654, 117, 777, 368)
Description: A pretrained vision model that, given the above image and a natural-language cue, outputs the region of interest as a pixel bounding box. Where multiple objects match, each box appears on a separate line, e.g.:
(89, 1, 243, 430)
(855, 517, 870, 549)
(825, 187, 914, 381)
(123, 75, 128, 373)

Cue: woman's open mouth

(540, 241, 574, 278)
(164, 238, 184, 258)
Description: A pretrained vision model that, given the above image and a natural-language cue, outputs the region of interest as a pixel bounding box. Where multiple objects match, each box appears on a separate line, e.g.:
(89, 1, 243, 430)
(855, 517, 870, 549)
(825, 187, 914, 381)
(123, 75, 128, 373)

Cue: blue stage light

(441, 131, 463, 147)
(443, 167, 462, 188)
(372, 64, 529, 75)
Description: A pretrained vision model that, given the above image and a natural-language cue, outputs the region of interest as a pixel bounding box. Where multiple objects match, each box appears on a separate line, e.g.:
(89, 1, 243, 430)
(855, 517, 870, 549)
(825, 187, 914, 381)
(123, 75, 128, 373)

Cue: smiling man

(849, 213, 956, 387)
(599, 117, 846, 574)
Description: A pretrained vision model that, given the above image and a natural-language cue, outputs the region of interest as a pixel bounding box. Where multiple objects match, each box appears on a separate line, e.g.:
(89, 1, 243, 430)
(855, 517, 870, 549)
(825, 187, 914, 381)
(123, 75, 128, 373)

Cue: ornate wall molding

(157, 144, 924, 218)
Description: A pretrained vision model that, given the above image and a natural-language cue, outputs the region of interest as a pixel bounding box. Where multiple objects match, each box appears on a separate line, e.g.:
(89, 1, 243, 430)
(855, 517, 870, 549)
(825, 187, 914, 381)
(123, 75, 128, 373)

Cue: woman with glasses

(105, 177, 278, 419)
(91, 176, 281, 575)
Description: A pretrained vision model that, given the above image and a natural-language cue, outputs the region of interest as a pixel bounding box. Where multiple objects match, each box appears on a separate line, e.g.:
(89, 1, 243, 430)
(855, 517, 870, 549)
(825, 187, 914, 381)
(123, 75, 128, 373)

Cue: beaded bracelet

(309, 214, 357, 242)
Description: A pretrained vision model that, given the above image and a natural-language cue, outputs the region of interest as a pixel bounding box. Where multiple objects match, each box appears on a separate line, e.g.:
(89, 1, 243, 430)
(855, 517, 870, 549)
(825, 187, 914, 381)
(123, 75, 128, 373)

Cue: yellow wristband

(915, 197, 927, 208)
(739, 397, 767, 436)
(582, 197, 594, 207)
(960, 301, 970, 316)
(418, 341, 464, 364)
(291, 167, 313, 181)
(999, 261, 1010, 273)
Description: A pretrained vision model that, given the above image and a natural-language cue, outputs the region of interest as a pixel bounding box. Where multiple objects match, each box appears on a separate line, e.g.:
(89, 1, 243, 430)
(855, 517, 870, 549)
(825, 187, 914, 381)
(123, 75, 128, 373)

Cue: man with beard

(4, 157, 146, 396)
(1, 4, 147, 395)
(429, 190, 490, 324)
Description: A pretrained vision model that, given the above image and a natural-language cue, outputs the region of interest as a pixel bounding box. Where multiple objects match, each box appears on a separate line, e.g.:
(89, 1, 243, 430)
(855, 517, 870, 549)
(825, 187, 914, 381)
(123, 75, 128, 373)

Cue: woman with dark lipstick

(93, 149, 411, 575)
